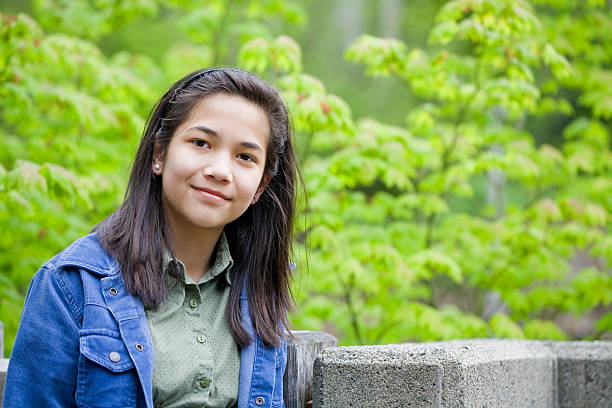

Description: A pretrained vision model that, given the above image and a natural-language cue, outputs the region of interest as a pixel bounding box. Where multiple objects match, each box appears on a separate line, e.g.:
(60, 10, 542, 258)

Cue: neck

(167, 214, 223, 283)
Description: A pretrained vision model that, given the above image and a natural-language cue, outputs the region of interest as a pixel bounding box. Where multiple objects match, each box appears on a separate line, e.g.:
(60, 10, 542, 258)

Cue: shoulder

(26, 234, 120, 320)
(45, 232, 120, 277)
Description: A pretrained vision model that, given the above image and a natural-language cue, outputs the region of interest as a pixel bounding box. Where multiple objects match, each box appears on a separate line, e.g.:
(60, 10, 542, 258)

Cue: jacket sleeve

(2, 265, 81, 408)
(272, 339, 288, 408)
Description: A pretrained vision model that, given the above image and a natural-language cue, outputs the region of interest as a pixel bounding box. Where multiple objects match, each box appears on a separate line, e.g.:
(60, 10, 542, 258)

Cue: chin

(192, 220, 227, 229)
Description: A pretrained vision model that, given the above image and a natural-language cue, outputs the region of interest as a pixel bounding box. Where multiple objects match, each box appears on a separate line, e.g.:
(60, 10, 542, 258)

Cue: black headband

(175, 67, 244, 95)
(156, 67, 244, 134)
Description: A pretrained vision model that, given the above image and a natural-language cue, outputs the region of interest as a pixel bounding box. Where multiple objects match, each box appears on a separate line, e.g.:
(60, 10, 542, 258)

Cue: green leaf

(39, 163, 78, 203)
(271, 35, 302, 73)
(523, 320, 567, 340)
(596, 312, 612, 334)
(488, 314, 525, 339)
(542, 43, 573, 80)
(6, 160, 46, 193)
(238, 37, 270, 74)
(428, 20, 459, 45)
(345, 35, 407, 76)
(407, 250, 462, 283)
(6, 190, 34, 214)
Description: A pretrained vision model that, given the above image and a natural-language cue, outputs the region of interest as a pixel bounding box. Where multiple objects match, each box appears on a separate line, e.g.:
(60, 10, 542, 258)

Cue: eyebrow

(190, 125, 263, 152)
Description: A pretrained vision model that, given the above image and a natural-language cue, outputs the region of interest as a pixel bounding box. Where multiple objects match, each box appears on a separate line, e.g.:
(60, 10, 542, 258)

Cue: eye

(192, 139, 209, 148)
(238, 153, 256, 163)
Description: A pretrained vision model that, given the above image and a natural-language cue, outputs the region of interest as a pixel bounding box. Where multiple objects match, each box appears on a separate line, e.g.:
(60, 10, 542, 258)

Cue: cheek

(164, 150, 198, 181)
(238, 171, 265, 200)
(161, 155, 198, 198)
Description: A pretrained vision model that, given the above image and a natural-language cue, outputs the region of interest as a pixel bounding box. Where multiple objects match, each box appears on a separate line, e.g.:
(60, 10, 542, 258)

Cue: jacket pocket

(76, 329, 138, 408)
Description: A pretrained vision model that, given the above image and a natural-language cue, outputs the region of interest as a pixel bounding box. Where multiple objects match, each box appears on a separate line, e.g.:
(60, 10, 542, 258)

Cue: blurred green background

(1, 0, 611, 354)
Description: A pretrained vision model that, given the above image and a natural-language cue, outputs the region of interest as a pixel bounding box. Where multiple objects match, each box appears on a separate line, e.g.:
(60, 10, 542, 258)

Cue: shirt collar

(163, 232, 234, 286)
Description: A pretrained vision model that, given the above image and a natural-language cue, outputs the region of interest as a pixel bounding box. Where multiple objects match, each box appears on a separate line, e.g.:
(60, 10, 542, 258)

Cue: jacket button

(255, 396, 265, 406)
(135, 343, 144, 351)
(199, 377, 211, 388)
(109, 352, 121, 362)
(109, 287, 118, 295)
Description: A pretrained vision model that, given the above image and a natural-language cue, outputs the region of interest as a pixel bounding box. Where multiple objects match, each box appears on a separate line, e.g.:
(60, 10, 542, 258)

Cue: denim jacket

(2, 233, 287, 408)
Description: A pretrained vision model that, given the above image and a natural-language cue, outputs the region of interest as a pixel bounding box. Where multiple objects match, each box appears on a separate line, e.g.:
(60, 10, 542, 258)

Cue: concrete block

(284, 330, 337, 408)
(313, 339, 556, 408)
(543, 340, 612, 408)
(448, 340, 555, 407)
(313, 346, 443, 408)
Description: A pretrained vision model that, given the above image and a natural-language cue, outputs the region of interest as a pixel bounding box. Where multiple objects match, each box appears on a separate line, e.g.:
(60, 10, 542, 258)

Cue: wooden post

(0, 358, 7, 405)
(283, 330, 338, 408)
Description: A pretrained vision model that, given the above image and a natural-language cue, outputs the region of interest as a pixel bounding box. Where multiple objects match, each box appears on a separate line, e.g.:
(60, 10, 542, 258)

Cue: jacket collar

(51, 233, 120, 276)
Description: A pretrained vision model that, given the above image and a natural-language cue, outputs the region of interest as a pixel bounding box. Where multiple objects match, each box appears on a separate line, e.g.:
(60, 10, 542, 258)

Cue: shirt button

(197, 334, 207, 344)
(199, 377, 211, 388)
(255, 396, 265, 405)
(189, 299, 198, 308)
(109, 352, 121, 363)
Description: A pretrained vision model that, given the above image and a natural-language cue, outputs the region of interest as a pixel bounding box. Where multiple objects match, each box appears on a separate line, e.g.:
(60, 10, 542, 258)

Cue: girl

(3, 68, 298, 408)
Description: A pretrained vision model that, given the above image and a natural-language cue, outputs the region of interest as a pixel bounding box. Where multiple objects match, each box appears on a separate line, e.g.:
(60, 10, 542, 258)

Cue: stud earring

(154, 163, 161, 171)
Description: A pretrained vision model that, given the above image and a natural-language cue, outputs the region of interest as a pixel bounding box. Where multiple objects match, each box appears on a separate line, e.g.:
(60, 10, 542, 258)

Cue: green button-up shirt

(145, 233, 240, 408)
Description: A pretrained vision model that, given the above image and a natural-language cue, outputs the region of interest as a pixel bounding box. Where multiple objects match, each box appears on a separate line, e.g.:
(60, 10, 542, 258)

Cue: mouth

(192, 186, 229, 201)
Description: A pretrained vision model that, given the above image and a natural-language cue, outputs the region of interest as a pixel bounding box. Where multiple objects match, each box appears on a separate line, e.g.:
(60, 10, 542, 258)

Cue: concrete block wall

(545, 341, 612, 407)
(313, 339, 612, 408)
(2, 324, 610, 407)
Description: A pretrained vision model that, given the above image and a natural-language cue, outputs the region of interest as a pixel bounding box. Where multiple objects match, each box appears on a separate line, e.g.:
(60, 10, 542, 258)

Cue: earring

(154, 163, 161, 171)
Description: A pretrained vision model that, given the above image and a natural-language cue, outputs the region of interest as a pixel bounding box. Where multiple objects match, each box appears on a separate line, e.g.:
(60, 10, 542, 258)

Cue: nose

(203, 153, 233, 183)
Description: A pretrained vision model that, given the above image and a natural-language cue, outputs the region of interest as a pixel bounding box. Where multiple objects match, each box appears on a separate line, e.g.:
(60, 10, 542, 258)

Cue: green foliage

(238, 35, 302, 75)
(0, 2, 304, 354)
(0, 10, 150, 351)
(1, 0, 610, 353)
(33, 0, 158, 40)
(488, 314, 525, 339)
(275, 0, 610, 345)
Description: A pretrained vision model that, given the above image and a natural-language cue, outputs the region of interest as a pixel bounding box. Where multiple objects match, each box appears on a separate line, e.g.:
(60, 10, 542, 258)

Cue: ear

(252, 174, 271, 204)
(152, 141, 164, 175)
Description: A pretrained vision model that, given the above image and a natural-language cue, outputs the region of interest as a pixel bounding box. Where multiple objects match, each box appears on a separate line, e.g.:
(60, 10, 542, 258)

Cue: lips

(192, 186, 229, 201)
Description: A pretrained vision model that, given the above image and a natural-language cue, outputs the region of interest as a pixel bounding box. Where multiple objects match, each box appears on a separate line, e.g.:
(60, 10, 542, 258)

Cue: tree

(260, 0, 611, 344)
(0, 0, 305, 353)
(1, 0, 610, 353)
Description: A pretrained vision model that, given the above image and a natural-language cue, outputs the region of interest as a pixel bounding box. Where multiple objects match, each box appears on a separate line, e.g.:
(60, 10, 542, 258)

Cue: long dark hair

(95, 68, 297, 347)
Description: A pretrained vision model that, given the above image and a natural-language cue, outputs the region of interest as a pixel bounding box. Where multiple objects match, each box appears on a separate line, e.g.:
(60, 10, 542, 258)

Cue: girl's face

(154, 93, 269, 234)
